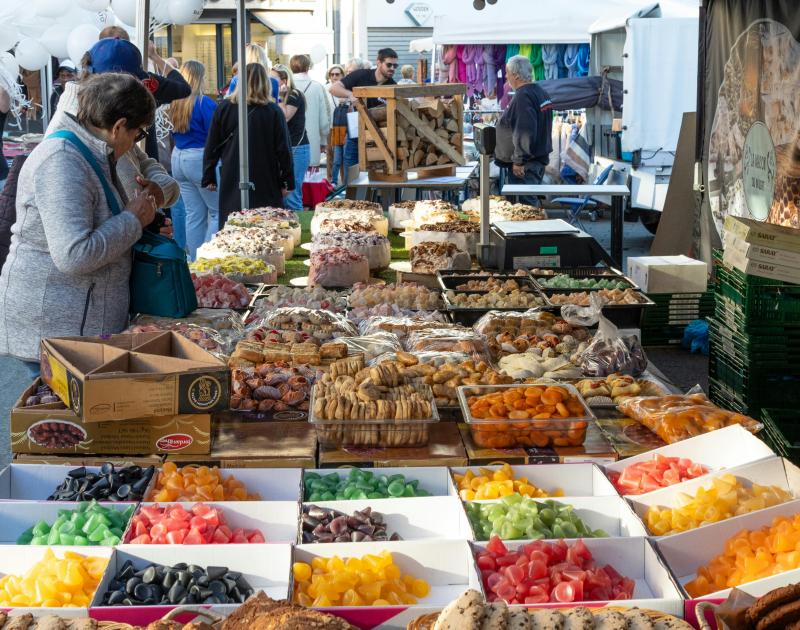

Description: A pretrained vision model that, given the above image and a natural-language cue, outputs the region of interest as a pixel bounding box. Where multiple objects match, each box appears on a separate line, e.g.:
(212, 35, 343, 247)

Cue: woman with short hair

(203, 63, 293, 223)
(0, 73, 158, 370)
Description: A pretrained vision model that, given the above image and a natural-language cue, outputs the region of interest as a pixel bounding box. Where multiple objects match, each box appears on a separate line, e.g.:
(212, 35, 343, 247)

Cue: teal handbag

(48, 130, 197, 318)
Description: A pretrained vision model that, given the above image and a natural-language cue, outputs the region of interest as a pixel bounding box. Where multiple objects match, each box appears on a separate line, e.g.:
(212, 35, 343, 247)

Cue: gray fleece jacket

(0, 112, 143, 361)
(48, 82, 180, 207)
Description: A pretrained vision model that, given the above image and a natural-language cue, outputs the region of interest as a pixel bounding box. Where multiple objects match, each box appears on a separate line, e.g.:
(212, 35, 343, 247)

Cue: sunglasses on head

(384, 62, 399, 69)
(135, 127, 150, 142)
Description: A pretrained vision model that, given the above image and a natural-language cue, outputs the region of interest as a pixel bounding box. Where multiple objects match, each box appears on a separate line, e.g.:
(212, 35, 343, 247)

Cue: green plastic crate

(761, 409, 800, 462)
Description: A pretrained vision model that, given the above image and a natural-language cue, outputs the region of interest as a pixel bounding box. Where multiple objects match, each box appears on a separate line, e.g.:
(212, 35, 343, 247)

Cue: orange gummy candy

(149, 464, 260, 501)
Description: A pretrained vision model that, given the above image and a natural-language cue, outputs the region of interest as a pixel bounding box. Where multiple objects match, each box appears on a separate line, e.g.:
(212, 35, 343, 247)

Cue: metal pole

(135, 0, 151, 67)
(40, 62, 52, 130)
(236, 0, 251, 210)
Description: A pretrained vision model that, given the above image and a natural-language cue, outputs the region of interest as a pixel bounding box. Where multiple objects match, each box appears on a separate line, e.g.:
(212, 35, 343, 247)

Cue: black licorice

(47, 465, 155, 502)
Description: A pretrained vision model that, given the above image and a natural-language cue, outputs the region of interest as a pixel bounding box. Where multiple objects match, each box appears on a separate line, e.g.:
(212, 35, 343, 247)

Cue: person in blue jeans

(168, 61, 219, 259)
(272, 64, 309, 211)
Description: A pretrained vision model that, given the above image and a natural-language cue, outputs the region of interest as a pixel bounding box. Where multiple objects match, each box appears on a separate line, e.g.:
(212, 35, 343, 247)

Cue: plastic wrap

(230, 362, 320, 413)
(310, 232, 391, 270)
(198, 229, 287, 275)
(337, 332, 402, 364)
(190, 256, 277, 285)
(358, 316, 458, 343)
(245, 307, 356, 344)
(347, 305, 446, 324)
(308, 247, 369, 288)
(252, 286, 347, 313)
(125, 321, 231, 358)
(617, 393, 763, 444)
(405, 328, 489, 356)
(579, 318, 648, 377)
(349, 283, 443, 310)
(191, 273, 251, 309)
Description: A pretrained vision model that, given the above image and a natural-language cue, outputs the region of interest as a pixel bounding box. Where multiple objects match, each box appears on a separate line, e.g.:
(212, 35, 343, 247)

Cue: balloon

(15, 38, 50, 70)
(151, 0, 173, 24)
(0, 52, 19, 79)
(65, 7, 111, 30)
(78, 0, 110, 10)
(110, 0, 137, 27)
(40, 24, 72, 59)
(35, 0, 71, 18)
(310, 44, 327, 64)
(0, 25, 19, 52)
(169, 0, 204, 25)
(13, 4, 54, 39)
(67, 24, 100, 67)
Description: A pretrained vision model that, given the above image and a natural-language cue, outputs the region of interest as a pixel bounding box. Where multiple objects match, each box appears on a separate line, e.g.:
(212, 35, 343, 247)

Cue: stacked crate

(640, 288, 714, 345)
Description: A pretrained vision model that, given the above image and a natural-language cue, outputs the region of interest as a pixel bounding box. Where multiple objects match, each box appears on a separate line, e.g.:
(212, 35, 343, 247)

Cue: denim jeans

(331, 145, 344, 186)
(506, 161, 546, 207)
(286, 143, 311, 211)
(344, 136, 360, 184)
(169, 195, 187, 251)
(171, 147, 219, 260)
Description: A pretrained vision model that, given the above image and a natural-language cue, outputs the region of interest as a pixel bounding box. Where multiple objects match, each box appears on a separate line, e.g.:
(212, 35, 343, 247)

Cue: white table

(502, 184, 631, 266)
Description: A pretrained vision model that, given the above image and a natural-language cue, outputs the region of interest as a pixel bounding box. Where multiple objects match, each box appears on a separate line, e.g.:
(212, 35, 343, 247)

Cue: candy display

(304, 469, 431, 501)
(190, 256, 277, 284)
(312, 208, 389, 237)
(17, 502, 134, 546)
(547, 288, 649, 306)
(225, 206, 302, 244)
(125, 503, 266, 545)
(409, 241, 471, 274)
(491, 203, 548, 222)
(230, 362, 318, 412)
(388, 200, 416, 230)
(465, 495, 609, 541)
(197, 228, 286, 274)
(452, 277, 533, 292)
(580, 331, 648, 377)
(247, 307, 356, 344)
(310, 356, 436, 447)
(99, 560, 254, 606)
(315, 199, 384, 214)
(251, 286, 347, 312)
(618, 393, 764, 444)
(349, 282, 444, 310)
(310, 232, 391, 270)
(24, 382, 61, 407)
(461, 384, 591, 448)
(149, 462, 260, 502)
(608, 454, 708, 495)
(476, 537, 635, 605)
(445, 289, 546, 309)
(336, 332, 402, 364)
(126, 321, 228, 356)
(358, 315, 457, 344)
(453, 464, 564, 501)
(416, 220, 478, 233)
(347, 305, 446, 323)
(191, 273, 251, 309)
(405, 327, 489, 356)
(230, 338, 347, 367)
(684, 514, 800, 597)
(308, 247, 370, 288)
(644, 473, 792, 536)
(0, 549, 108, 608)
(48, 464, 155, 502)
(301, 505, 401, 543)
(410, 220, 479, 256)
(574, 374, 667, 405)
(410, 200, 459, 228)
(536, 273, 632, 290)
(292, 551, 430, 607)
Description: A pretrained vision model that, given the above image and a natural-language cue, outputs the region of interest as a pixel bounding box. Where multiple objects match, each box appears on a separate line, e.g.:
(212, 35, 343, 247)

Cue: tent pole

(236, 0, 251, 210)
(136, 0, 150, 67)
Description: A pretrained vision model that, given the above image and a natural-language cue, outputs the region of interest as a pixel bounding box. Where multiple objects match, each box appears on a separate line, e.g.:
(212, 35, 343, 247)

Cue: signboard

(405, 2, 433, 26)
(742, 121, 777, 221)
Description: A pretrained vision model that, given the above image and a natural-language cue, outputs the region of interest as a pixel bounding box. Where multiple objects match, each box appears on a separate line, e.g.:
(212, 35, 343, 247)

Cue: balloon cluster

(0, 0, 205, 72)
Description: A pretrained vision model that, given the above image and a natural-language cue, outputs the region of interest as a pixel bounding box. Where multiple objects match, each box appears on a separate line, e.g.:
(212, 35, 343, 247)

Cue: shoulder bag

(48, 130, 197, 318)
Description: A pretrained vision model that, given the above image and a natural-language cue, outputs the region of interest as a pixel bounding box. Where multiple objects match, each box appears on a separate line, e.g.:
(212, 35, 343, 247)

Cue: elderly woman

(0, 73, 158, 372)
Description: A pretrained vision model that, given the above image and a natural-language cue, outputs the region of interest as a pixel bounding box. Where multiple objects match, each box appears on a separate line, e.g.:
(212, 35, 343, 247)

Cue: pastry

(577, 379, 612, 398)
(592, 609, 629, 630)
(528, 608, 564, 629)
(412, 199, 460, 228)
(432, 589, 485, 630)
(480, 600, 508, 629)
(310, 232, 391, 270)
(507, 609, 532, 630)
(747, 584, 800, 630)
(624, 609, 655, 630)
(561, 607, 594, 630)
(349, 282, 443, 310)
(308, 247, 370, 288)
(445, 289, 545, 309)
(410, 241, 472, 273)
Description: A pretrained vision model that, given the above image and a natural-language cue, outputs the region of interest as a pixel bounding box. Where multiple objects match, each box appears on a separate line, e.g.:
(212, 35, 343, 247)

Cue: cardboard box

(724, 232, 800, 267)
(628, 457, 800, 537)
(317, 422, 467, 468)
(13, 454, 163, 467)
(146, 467, 303, 503)
(723, 245, 800, 284)
(465, 495, 648, 541)
(303, 466, 460, 500)
(725, 214, 800, 254)
(211, 418, 317, 468)
(627, 255, 708, 293)
(293, 539, 481, 629)
(0, 463, 157, 501)
(11, 380, 211, 455)
(656, 498, 800, 601)
(472, 538, 685, 617)
(0, 501, 136, 544)
(40, 332, 229, 423)
(603, 424, 776, 495)
(300, 496, 470, 542)
(127, 501, 299, 544)
(0, 546, 114, 618)
(91, 544, 291, 625)
(449, 463, 618, 498)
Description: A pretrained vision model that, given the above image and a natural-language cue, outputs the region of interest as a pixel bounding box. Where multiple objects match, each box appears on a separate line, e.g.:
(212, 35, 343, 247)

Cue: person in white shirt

(290, 54, 331, 168)
(398, 65, 416, 84)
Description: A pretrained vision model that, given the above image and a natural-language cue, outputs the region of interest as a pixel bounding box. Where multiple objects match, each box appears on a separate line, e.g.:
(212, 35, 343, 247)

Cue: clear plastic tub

(457, 383, 595, 449)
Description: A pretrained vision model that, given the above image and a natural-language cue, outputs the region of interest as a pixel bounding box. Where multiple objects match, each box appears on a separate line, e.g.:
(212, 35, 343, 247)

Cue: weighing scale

(472, 124, 613, 270)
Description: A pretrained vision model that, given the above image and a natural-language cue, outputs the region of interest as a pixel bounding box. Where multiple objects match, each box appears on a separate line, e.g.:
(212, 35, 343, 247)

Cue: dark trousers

(506, 160, 546, 207)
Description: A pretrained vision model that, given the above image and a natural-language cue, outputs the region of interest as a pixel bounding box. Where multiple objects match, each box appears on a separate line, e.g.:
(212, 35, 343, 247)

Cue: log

(445, 118, 459, 132)
(425, 153, 439, 166)
(369, 106, 387, 123)
(417, 97, 444, 118)
(437, 154, 451, 165)
(396, 126, 407, 143)
(413, 149, 425, 166)
(397, 147, 410, 160)
(435, 128, 450, 140)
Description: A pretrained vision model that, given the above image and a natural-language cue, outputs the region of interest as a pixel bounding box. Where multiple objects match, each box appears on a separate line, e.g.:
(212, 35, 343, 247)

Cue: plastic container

(529, 266, 636, 288)
(443, 289, 548, 326)
(541, 288, 655, 329)
(437, 274, 540, 293)
(457, 383, 594, 448)
(308, 388, 440, 448)
(760, 409, 800, 462)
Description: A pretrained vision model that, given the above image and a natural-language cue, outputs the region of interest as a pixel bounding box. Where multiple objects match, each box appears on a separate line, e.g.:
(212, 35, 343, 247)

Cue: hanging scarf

(576, 44, 591, 76)
(530, 44, 545, 81)
(443, 45, 459, 84)
(493, 45, 508, 101)
(462, 45, 483, 96)
(565, 44, 591, 78)
(505, 44, 520, 62)
(456, 45, 468, 84)
(542, 44, 563, 81)
(483, 46, 498, 96)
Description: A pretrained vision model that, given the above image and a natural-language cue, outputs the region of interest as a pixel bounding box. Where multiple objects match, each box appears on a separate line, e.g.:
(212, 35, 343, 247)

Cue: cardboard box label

(177, 372, 227, 413)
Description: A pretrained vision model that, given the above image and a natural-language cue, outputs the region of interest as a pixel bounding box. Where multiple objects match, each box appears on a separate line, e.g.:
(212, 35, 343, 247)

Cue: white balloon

(0, 52, 19, 79)
(67, 24, 100, 66)
(13, 4, 54, 39)
(0, 25, 19, 52)
(35, 0, 71, 18)
(78, 0, 110, 10)
(40, 24, 72, 59)
(151, 0, 173, 24)
(110, 0, 137, 27)
(310, 44, 327, 64)
(15, 38, 50, 70)
(65, 7, 111, 30)
(169, 0, 204, 26)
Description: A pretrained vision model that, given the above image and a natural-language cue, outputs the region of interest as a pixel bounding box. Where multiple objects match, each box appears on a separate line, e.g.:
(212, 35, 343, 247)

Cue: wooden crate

(352, 83, 467, 182)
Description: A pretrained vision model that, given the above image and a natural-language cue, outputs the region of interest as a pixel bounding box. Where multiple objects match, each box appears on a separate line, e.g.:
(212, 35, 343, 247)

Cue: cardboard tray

(146, 467, 302, 503)
(303, 466, 459, 501)
(0, 501, 136, 544)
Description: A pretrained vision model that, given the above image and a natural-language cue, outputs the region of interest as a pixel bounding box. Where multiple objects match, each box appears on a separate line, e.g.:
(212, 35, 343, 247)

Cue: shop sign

(405, 2, 433, 26)
(742, 121, 776, 221)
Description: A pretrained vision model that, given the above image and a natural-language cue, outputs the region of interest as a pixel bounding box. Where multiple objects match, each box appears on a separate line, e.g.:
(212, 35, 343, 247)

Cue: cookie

(623, 608, 655, 630)
(562, 607, 594, 630)
(481, 600, 508, 630)
(652, 620, 695, 630)
(593, 609, 628, 630)
(507, 610, 532, 630)
(746, 584, 800, 628)
(433, 589, 485, 630)
(528, 608, 564, 630)
(756, 602, 800, 630)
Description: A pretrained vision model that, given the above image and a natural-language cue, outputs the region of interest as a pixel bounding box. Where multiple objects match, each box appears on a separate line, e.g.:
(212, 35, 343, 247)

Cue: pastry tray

(437, 273, 540, 293)
(536, 377, 670, 409)
(442, 289, 549, 326)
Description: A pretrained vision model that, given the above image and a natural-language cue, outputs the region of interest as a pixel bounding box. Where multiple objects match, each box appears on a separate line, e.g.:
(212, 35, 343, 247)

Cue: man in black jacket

(494, 55, 553, 207)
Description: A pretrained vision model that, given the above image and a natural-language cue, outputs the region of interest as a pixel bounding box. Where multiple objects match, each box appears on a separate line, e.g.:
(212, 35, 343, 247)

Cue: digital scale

(471, 124, 612, 270)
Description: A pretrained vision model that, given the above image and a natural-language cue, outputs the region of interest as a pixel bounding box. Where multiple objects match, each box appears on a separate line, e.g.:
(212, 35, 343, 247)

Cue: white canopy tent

(431, 0, 699, 45)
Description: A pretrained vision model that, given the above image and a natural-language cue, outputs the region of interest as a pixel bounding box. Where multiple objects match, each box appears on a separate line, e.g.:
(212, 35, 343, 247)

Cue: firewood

(445, 118, 459, 132)
(435, 128, 450, 140)
(437, 154, 451, 165)
(425, 153, 439, 166)
(417, 97, 444, 118)
(369, 106, 387, 123)
(413, 150, 425, 166)
(397, 147, 410, 160)
(396, 126, 407, 143)
(426, 143, 439, 155)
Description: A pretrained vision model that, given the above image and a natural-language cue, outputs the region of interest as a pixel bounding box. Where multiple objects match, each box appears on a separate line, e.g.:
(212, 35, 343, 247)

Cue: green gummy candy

(46, 528, 60, 545)
(387, 480, 405, 497)
(88, 527, 109, 542)
(102, 536, 120, 546)
(58, 521, 76, 535)
(32, 520, 49, 537)
(73, 535, 89, 546)
(30, 535, 48, 545)
(59, 533, 75, 546)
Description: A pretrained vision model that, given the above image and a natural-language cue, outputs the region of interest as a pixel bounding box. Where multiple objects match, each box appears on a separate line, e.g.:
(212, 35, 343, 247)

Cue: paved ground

(0, 212, 707, 467)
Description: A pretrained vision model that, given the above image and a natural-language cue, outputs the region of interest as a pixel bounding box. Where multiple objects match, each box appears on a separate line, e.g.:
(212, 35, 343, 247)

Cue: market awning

(588, 0, 699, 34)
(409, 37, 435, 53)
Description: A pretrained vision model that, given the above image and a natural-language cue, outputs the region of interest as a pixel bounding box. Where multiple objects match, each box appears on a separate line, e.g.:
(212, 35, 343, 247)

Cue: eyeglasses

(135, 127, 150, 142)
(384, 62, 399, 69)
(329, 71, 342, 77)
